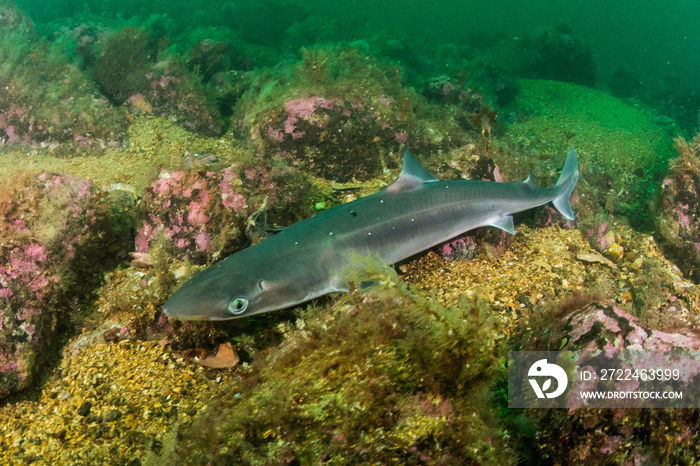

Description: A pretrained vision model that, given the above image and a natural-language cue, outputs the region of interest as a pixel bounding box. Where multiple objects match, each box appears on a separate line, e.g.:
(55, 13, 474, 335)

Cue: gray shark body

(163, 149, 579, 320)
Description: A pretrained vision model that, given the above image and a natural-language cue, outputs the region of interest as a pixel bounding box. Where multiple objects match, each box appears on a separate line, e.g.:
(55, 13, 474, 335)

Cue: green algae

(0, 6, 127, 153)
(236, 46, 405, 115)
(162, 265, 513, 465)
(504, 79, 675, 229)
(234, 45, 465, 162)
(94, 27, 160, 105)
(0, 117, 243, 191)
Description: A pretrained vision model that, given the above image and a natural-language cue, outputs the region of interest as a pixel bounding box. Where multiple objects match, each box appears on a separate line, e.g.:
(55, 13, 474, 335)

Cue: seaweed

(161, 263, 513, 465)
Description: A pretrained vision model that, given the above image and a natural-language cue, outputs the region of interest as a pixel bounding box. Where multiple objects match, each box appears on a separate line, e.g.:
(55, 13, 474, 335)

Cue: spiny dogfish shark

(163, 149, 579, 320)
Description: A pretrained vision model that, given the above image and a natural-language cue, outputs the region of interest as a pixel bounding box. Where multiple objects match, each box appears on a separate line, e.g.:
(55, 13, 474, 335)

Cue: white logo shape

(528, 359, 568, 399)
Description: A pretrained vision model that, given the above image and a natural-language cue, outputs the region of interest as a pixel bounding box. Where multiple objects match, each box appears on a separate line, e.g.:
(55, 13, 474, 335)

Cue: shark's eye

(227, 297, 248, 315)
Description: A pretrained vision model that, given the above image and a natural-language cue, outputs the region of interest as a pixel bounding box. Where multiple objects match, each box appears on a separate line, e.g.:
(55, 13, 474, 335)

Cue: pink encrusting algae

(136, 166, 267, 262)
(655, 136, 700, 279)
(220, 167, 248, 212)
(246, 92, 412, 182)
(125, 69, 223, 136)
(0, 9, 127, 153)
(0, 171, 135, 399)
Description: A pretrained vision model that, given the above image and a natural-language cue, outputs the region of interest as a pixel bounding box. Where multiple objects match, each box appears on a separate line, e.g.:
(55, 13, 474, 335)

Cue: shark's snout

(162, 300, 223, 320)
(163, 295, 219, 320)
(163, 274, 245, 321)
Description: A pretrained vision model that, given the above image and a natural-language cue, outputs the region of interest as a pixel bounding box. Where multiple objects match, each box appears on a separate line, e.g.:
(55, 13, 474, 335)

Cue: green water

(10, 0, 699, 141)
(15, 0, 700, 87)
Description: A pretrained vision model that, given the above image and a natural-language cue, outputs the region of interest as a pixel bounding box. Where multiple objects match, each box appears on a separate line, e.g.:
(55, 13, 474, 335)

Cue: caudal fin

(552, 149, 579, 220)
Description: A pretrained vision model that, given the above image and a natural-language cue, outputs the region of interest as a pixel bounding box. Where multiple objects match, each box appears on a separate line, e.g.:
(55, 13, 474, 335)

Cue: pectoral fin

(490, 215, 515, 234)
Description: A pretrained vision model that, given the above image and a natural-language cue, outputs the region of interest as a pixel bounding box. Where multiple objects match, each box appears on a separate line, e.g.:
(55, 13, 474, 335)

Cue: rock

(576, 252, 617, 269)
(606, 243, 624, 262)
(135, 167, 250, 264)
(0, 173, 134, 400)
(104, 409, 121, 422)
(195, 342, 240, 369)
(248, 94, 401, 181)
(136, 159, 313, 264)
(77, 401, 93, 417)
(527, 299, 700, 464)
(655, 136, 700, 282)
(563, 301, 700, 352)
(0, 3, 126, 154)
(235, 47, 465, 182)
(129, 252, 153, 269)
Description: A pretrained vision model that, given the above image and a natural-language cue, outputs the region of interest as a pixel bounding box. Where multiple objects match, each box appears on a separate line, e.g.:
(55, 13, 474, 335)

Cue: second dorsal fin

(387, 149, 439, 193)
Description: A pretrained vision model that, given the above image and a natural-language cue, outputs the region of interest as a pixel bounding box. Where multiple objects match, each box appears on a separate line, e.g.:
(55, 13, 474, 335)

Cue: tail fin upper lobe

(552, 149, 579, 221)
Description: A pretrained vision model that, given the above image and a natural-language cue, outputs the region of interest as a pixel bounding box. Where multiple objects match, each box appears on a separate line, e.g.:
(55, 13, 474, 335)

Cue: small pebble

(77, 401, 92, 417)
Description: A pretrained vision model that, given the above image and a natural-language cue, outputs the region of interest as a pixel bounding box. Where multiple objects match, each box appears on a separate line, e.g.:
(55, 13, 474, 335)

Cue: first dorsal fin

(387, 149, 439, 193)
